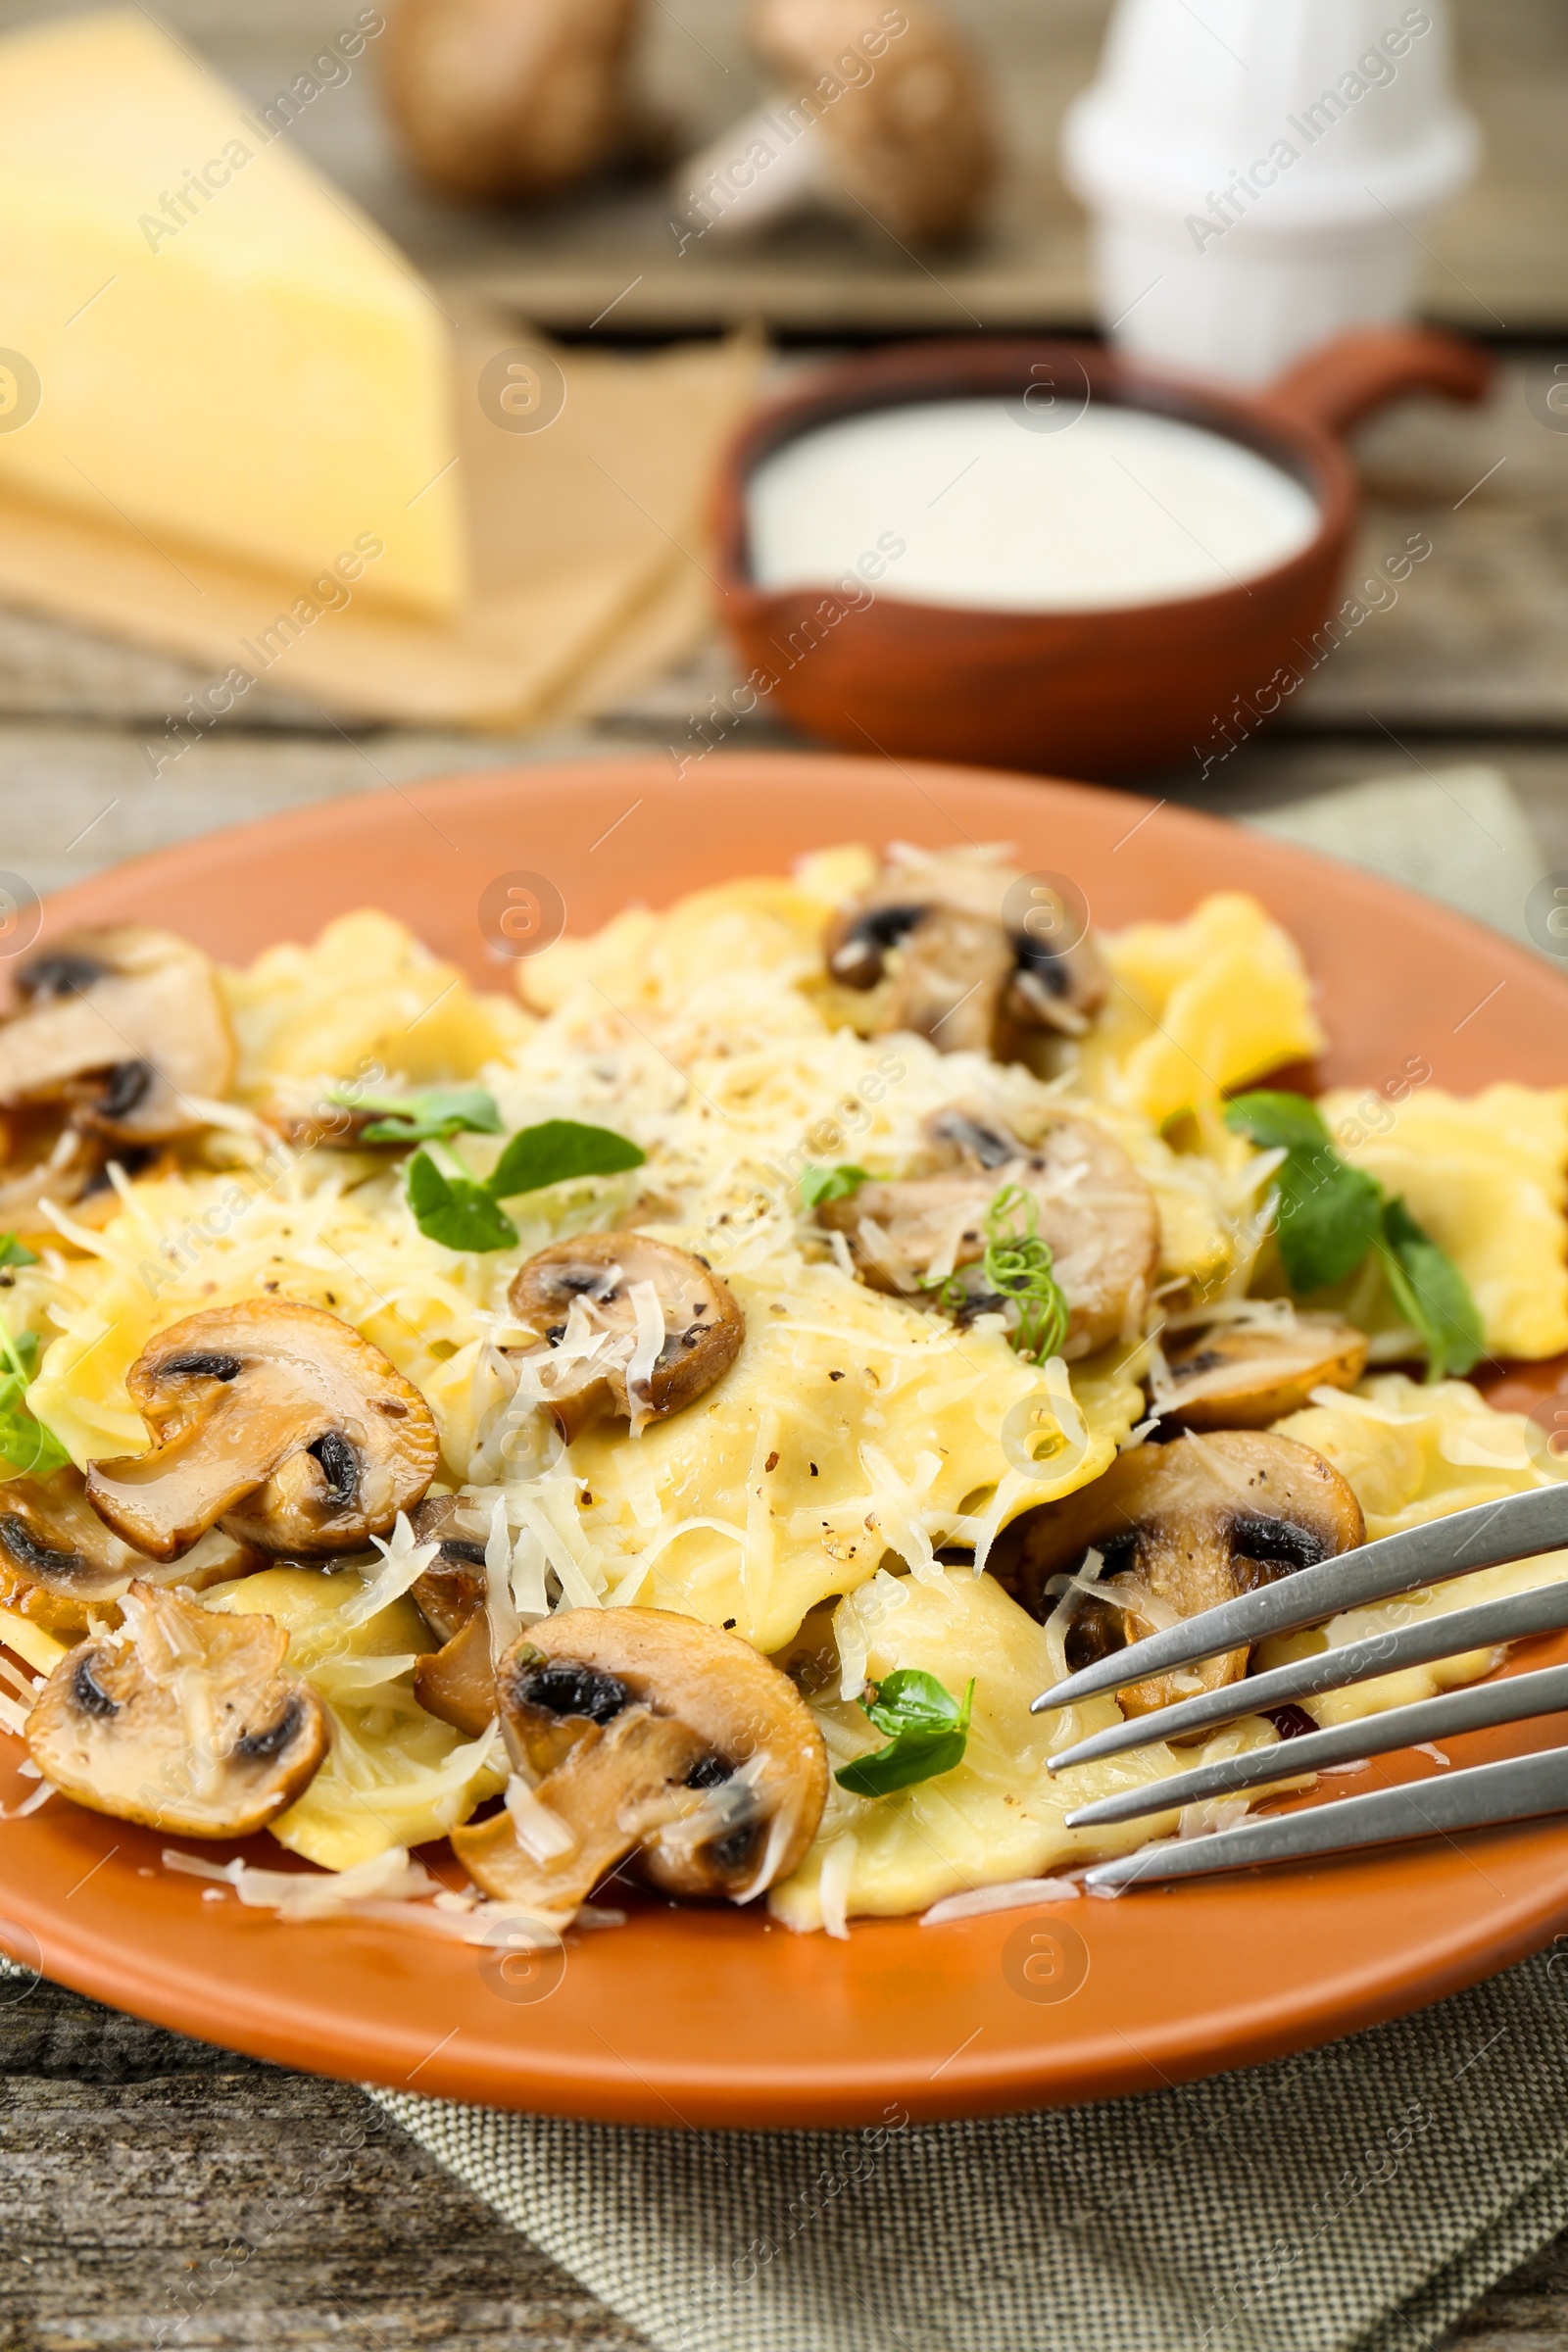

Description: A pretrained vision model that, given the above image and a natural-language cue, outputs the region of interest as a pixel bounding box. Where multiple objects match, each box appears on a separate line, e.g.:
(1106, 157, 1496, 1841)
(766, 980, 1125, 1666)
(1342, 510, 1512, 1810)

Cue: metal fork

(1028, 1483, 1568, 1890)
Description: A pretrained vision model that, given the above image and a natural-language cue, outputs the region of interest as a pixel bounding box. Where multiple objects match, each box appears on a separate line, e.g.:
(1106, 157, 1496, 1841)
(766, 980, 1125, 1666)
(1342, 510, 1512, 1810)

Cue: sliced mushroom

(507, 1234, 744, 1441)
(1156, 1316, 1369, 1430)
(0, 1468, 264, 1644)
(0, 927, 235, 1144)
(26, 1580, 329, 1836)
(415, 1611, 498, 1739)
(408, 1493, 490, 1642)
(84, 1301, 441, 1560)
(823, 856, 1105, 1057)
(453, 1607, 828, 1913)
(991, 1430, 1363, 1719)
(453, 1708, 707, 1923)
(817, 1105, 1158, 1357)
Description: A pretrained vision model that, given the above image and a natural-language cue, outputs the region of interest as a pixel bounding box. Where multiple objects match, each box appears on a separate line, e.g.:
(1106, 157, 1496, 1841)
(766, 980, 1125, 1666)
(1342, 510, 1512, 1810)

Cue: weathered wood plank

(1, 1974, 652, 2352)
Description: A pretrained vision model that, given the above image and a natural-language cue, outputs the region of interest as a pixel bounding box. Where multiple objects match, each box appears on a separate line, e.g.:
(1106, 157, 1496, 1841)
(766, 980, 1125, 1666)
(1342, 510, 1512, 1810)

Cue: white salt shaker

(1059, 0, 1480, 385)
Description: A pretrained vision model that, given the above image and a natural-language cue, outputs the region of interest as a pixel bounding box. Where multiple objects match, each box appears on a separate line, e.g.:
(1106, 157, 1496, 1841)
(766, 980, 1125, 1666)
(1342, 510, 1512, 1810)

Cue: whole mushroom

(84, 1301, 441, 1560)
(452, 1607, 828, 1916)
(26, 1580, 329, 1836)
(384, 0, 646, 202)
(507, 1232, 744, 1442)
(822, 855, 1105, 1058)
(991, 1429, 1364, 1719)
(815, 1105, 1158, 1357)
(670, 0, 995, 250)
(0, 926, 234, 1144)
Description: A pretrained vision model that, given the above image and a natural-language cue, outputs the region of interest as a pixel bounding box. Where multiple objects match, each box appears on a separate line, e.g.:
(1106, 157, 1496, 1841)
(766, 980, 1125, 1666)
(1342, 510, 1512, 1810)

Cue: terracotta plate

(4, 752, 1568, 2129)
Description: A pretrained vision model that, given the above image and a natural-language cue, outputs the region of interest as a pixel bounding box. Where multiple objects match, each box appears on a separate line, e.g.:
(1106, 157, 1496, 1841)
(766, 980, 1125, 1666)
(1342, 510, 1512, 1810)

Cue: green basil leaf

(406, 1149, 518, 1253)
(1273, 1151, 1384, 1294)
(340, 1086, 503, 1145)
(486, 1118, 645, 1200)
(800, 1164, 870, 1207)
(0, 1232, 38, 1269)
(0, 1405, 69, 1477)
(834, 1670, 975, 1798)
(1378, 1196, 1485, 1383)
(1223, 1091, 1333, 1154)
(1226, 1089, 1383, 1293)
(0, 1319, 67, 1475)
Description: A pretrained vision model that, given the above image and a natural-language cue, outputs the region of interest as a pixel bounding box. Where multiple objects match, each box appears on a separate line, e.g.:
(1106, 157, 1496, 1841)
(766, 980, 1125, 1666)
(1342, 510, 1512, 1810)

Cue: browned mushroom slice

(0, 1468, 261, 1644)
(823, 856, 1106, 1056)
(0, 926, 235, 1143)
(26, 1580, 329, 1836)
(990, 1430, 1364, 1720)
(408, 1493, 490, 1641)
(452, 1707, 707, 1918)
(454, 1608, 828, 1913)
(84, 1301, 441, 1560)
(817, 1105, 1158, 1356)
(507, 1234, 744, 1441)
(879, 906, 1016, 1055)
(492, 1607, 828, 1901)
(1157, 1317, 1369, 1429)
(414, 1610, 498, 1740)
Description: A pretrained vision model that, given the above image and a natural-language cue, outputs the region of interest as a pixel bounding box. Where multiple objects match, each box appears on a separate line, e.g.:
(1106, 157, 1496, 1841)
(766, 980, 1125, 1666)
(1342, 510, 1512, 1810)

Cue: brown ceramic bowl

(712, 328, 1493, 780)
(4, 752, 1568, 2127)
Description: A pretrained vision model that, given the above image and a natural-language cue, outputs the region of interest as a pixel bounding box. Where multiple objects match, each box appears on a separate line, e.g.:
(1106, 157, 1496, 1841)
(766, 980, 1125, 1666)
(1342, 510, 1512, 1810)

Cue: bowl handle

(1264, 326, 1494, 439)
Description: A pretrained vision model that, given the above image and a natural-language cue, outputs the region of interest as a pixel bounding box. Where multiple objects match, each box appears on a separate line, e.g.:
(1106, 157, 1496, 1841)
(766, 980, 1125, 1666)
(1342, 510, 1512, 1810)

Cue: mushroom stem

(670, 101, 829, 241)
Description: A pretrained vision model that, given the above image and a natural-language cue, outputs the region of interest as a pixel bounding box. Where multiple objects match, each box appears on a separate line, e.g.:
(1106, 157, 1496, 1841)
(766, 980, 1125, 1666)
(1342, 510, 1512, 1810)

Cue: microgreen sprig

(922, 1183, 1070, 1364)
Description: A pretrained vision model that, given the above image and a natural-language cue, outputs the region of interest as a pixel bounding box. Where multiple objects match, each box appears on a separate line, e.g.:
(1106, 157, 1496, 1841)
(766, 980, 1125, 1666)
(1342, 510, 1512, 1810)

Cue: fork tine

(1045, 1576, 1568, 1773)
(1062, 1660, 1568, 1829)
(1082, 1742, 1568, 1889)
(1031, 1483, 1568, 1717)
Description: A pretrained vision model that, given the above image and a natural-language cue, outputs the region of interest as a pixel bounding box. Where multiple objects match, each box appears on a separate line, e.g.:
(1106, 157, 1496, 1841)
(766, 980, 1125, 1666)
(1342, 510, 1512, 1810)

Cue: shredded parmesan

(921, 1877, 1082, 1925)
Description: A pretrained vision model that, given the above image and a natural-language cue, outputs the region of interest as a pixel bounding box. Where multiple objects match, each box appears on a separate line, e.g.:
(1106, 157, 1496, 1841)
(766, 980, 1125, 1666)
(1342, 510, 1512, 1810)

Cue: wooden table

(3, 0, 1568, 2339)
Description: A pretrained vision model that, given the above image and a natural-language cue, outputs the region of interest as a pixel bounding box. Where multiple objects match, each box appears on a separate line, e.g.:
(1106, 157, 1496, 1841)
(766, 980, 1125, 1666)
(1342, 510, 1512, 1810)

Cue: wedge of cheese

(0, 11, 466, 614)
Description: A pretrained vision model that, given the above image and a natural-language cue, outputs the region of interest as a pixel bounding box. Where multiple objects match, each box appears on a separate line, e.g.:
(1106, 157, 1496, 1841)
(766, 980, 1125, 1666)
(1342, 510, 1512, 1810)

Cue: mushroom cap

(384, 0, 641, 201)
(508, 1233, 744, 1441)
(817, 1105, 1158, 1357)
(0, 1468, 262, 1643)
(84, 1301, 442, 1560)
(1157, 1316, 1370, 1430)
(822, 857, 1105, 1054)
(991, 1429, 1365, 1719)
(751, 0, 995, 245)
(496, 1606, 828, 1900)
(0, 926, 235, 1143)
(26, 1579, 329, 1836)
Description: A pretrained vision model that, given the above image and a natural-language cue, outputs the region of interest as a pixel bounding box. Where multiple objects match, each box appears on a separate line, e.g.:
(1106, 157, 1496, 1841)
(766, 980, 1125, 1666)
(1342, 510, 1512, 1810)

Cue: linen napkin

(368, 763, 1567, 2352)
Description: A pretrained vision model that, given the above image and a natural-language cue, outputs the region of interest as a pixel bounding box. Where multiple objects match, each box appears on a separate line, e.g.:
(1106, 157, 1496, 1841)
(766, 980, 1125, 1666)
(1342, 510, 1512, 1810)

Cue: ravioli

(768, 1564, 1283, 1931)
(1076, 892, 1326, 1128)
(1266, 1376, 1568, 1721)
(1316, 1086, 1568, 1360)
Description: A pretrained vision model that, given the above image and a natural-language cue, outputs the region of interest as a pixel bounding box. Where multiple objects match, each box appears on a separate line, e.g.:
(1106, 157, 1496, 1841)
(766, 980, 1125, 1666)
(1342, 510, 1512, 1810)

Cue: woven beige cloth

(370, 764, 1561, 2352)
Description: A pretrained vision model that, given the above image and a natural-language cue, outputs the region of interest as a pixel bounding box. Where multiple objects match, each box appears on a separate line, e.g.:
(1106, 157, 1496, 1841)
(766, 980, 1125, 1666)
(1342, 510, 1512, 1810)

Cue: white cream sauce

(745, 397, 1320, 612)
